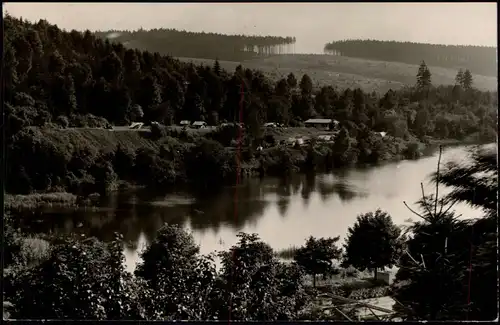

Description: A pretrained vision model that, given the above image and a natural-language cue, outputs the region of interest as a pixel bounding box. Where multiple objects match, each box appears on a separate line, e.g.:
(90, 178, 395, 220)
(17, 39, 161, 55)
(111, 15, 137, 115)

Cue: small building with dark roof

(304, 118, 339, 130)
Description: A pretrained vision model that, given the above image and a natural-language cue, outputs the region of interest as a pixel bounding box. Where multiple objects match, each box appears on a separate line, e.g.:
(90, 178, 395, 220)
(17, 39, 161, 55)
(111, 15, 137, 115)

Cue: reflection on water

(19, 145, 488, 272)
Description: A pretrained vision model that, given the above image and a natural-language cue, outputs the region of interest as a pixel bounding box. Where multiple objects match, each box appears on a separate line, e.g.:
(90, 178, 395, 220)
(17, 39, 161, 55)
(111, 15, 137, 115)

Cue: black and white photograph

(2, 2, 497, 321)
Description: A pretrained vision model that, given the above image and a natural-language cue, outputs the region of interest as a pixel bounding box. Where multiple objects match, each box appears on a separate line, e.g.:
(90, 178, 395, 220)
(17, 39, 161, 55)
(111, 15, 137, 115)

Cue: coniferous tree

(393, 147, 497, 321)
(286, 72, 298, 89)
(461, 69, 473, 90)
(416, 61, 432, 90)
(455, 69, 464, 86)
(213, 59, 221, 76)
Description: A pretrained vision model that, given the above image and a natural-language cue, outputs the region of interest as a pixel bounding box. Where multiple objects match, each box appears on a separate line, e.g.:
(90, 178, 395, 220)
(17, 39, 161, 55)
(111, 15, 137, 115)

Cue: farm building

(192, 121, 208, 129)
(304, 118, 339, 130)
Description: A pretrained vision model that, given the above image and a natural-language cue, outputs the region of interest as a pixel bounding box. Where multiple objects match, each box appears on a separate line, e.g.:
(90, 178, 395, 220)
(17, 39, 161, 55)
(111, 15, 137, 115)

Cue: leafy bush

(215, 233, 309, 320)
(17, 237, 51, 267)
(294, 236, 342, 287)
(403, 141, 422, 159)
(344, 266, 359, 278)
(150, 123, 166, 140)
(55, 115, 70, 128)
(343, 210, 402, 280)
(5, 234, 152, 320)
(135, 224, 216, 320)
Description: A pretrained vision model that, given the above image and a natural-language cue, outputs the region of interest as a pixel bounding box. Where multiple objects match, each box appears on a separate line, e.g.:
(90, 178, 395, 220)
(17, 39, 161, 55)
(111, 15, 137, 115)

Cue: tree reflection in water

(16, 173, 369, 249)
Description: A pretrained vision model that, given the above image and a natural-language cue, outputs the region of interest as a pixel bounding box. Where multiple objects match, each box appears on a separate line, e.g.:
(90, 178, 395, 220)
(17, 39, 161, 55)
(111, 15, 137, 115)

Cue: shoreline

(5, 140, 492, 212)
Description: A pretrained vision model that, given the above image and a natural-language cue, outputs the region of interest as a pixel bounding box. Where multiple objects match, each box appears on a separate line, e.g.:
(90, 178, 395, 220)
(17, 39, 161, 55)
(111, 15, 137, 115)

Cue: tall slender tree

(416, 61, 432, 90)
(455, 69, 464, 86)
(461, 69, 473, 90)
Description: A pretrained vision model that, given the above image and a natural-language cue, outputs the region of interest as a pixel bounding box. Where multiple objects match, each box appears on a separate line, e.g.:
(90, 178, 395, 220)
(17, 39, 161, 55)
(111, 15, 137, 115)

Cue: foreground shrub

(213, 233, 309, 320)
(135, 224, 217, 320)
(5, 235, 152, 320)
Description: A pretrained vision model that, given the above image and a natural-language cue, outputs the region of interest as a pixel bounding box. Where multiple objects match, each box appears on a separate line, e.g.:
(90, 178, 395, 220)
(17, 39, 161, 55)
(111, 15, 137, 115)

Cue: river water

(21, 145, 490, 272)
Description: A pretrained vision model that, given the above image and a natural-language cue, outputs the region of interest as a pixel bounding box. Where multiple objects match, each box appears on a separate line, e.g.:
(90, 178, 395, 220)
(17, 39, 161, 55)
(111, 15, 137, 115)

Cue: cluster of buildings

(180, 120, 208, 129)
(176, 118, 339, 130)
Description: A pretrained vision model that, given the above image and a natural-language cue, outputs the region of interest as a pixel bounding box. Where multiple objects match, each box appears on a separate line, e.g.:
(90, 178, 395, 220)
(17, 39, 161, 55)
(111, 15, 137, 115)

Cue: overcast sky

(4, 2, 497, 54)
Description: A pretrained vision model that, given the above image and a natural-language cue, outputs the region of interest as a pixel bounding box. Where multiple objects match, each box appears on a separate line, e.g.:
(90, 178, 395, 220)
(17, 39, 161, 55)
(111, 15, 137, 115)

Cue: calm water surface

(22, 145, 489, 272)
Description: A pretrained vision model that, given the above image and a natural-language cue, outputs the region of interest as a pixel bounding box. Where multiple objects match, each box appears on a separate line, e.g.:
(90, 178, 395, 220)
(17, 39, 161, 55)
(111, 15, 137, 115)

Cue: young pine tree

(416, 61, 432, 90)
(455, 69, 464, 86)
(461, 69, 473, 90)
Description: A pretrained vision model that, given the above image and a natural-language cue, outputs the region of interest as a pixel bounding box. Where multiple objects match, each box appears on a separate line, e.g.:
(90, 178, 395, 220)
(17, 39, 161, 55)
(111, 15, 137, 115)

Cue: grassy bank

(4, 192, 81, 210)
(425, 132, 491, 147)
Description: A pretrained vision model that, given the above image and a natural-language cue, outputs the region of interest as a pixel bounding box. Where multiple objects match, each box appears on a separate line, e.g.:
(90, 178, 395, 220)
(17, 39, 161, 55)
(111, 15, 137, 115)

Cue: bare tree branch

(420, 183, 434, 218)
(404, 249, 421, 267)
(420, 254, 427, 269)
(403, 201, 425, 219)
(366, 305, 381, 320)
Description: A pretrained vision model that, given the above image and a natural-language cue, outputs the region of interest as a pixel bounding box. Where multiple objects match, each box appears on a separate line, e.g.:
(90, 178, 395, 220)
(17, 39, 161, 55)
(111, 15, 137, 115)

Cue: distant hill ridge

(94, 28, 297, 62)
(324, 39, 497, 77)
(95, 28, 497, 77)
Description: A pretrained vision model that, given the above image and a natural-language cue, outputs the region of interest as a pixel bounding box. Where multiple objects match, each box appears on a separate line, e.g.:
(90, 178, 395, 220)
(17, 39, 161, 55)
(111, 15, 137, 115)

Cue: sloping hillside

(178, 54, 497, 93)
(324, 40, 497, 77)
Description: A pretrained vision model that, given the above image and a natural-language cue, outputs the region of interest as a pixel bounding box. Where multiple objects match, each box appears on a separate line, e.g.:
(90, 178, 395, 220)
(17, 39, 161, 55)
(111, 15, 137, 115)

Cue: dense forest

(94, 29, 297, 61)
(3, 15, 497, 196)
(324, 40, 497, 77)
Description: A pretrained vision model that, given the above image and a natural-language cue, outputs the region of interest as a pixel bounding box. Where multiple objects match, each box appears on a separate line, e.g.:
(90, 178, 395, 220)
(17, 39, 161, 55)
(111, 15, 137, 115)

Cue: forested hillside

(94, 29, 297, 61)
(5, 15, 497, 133)
(180, 55, 497, 93)
(324, 40, 497, 77)
(3, 14, 498, 196)
(93, 29, 497, 91)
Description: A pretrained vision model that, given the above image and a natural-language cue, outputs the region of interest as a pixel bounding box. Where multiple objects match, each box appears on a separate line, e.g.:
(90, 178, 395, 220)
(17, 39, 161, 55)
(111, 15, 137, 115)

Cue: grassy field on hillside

(34, 127, 163, 152)
(33, 126, 337, 151)
(178, 54, 497, 93)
